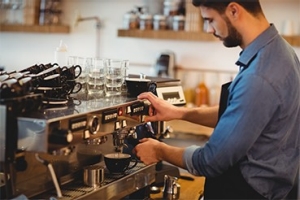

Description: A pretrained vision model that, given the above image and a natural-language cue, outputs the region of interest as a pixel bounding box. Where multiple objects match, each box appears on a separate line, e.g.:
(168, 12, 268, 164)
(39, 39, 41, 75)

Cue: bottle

(209, 73, 221, 106)
(182, 72, 196, 107)
(54, 40, 68, 67)
(195, 73, 209, 107)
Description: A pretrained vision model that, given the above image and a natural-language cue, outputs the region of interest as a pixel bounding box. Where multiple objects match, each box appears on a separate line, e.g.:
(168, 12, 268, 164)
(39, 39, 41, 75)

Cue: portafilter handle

(112, 129, 129, 152)
(160, 125, 173, 139)
(144, 122, 173, 139)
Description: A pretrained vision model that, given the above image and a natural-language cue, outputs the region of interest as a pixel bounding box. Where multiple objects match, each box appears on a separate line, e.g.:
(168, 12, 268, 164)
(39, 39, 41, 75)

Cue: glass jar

(153, 15, 167, 30)
(123, 13, 138, 30)
(163, 0, 178, 16)
(139, 14, 153, 30)
(173, 15, 185, 31)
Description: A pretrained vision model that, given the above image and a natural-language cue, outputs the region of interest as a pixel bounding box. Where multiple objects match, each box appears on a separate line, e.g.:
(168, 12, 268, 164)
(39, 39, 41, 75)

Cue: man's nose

(203, 22, 214, 34)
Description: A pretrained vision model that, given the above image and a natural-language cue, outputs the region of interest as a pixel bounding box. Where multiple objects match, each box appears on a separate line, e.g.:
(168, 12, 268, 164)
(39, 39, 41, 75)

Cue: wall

(0, 0, 299, 89)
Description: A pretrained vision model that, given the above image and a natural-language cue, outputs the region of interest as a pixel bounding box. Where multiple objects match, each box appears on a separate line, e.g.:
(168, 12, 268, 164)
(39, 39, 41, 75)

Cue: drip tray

(34, 162, 156, 200)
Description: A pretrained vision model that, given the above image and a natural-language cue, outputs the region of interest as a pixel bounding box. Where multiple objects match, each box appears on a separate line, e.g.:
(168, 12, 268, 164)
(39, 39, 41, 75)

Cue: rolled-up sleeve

(183, 145, 201, 175)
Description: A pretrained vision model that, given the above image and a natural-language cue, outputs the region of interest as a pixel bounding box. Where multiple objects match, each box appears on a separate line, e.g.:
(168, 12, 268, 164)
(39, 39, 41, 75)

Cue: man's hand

(133, 138, 163, 165)
(138, 92, 181, 122)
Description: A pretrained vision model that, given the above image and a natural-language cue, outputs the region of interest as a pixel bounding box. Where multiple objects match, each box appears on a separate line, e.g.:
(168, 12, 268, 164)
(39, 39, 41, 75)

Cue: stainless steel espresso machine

(0, 66, 186, 199)
(1, 94, 159, 199)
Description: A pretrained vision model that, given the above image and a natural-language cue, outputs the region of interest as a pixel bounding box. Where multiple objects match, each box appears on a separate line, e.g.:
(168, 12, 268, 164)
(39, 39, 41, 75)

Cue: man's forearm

(158, 142, 186, 169)
(177, 106, 219, 128)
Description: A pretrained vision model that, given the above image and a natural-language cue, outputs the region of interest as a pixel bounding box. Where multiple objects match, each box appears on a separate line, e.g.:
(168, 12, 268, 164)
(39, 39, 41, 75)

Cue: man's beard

(214, 17, 242, 48)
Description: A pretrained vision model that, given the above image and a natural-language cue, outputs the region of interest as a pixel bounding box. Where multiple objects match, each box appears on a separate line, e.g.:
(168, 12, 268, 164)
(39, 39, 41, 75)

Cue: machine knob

(49, 128, 73, 144)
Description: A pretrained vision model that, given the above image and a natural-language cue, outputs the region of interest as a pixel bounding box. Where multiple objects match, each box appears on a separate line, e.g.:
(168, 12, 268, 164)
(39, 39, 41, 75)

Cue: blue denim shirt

(183, 24, 300, 199)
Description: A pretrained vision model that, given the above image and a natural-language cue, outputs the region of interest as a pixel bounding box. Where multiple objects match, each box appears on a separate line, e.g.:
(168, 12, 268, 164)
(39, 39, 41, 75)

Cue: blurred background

(0, 0, 299, 107)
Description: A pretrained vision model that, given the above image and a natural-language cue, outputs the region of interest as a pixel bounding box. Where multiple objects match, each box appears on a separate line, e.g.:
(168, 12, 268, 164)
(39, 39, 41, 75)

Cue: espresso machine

(1, 93, 163, 199)
(0, 64, 174, 199)
(0, 61, 188, 199)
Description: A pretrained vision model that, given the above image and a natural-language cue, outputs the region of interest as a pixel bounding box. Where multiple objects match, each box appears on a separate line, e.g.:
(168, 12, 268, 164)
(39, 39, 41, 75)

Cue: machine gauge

(88, 115, 100, 134)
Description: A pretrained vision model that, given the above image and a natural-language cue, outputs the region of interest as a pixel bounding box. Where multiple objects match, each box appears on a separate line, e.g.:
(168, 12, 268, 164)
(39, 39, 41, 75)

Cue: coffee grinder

(154, 50, 176, 78)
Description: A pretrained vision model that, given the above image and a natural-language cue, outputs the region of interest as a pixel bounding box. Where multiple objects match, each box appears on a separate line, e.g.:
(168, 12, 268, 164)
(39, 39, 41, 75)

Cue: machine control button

(69, 116, 87, 132)
(83, 129, 90, 139)
(122, 120, 127, 128)
(126, 106, 131, 114)
(102, 108, 118, 123)
(118, 107, 123, 116)
(130, 102, 146, 116)
(49, 129, 73, 144)
(115, 121, 121, 130)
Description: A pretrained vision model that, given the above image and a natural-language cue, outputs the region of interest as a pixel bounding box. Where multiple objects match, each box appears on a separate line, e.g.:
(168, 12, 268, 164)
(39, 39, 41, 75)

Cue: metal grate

(35, 162, 145, 199)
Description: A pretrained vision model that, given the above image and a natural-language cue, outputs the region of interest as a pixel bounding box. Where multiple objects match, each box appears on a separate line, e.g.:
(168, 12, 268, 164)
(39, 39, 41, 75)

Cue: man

(133, 0, 300, 199)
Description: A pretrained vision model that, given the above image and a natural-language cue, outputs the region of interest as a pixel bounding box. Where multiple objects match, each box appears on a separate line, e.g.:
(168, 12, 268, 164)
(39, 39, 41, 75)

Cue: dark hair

(192, 0, 263, 15)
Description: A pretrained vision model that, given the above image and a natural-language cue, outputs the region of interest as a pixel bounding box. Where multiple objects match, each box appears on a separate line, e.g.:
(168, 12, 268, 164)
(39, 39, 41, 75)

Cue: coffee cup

(0, 79, 23, 98)
(61, 65, 82, 80)
(39, 74, 67, 88)
(36, 86, 68, 99)
(63, 80, 82, 95)
(104, 153, 138, 174)
(18, 76, 34, 94)
(40, 63, 59, 70)
(9, 72, 24, 80)
(0, 74, 9, 82)
(36, 65, 65, 79)
(20, 64, 43, 74)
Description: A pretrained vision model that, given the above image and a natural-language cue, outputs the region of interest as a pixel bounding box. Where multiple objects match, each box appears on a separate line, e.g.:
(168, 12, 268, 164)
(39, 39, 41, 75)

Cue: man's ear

(226, 2, 240, 20)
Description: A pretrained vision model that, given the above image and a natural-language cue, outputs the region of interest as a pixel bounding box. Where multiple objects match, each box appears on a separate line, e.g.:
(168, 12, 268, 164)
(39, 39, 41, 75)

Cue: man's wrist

(156, 141, 167, 161)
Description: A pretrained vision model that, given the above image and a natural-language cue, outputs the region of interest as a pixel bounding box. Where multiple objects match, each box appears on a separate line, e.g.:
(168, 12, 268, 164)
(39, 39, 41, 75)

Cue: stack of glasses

(68, 56, 129, 98)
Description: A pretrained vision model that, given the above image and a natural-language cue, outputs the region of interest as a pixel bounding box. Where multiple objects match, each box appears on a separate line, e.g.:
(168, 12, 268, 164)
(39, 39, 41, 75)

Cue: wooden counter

(166, 120, 213, 137)
(151, 173, 205, 200)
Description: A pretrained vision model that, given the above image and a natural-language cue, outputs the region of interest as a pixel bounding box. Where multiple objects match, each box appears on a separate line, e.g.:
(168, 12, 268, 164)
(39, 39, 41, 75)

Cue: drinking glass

(121, 60, 129, 95)
(87, 58, 105, 96)
(105, 59, 125, 97)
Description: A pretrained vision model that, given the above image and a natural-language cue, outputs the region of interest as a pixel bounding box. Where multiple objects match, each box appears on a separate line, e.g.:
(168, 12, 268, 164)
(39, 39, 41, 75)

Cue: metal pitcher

(163, 175, 180, 200)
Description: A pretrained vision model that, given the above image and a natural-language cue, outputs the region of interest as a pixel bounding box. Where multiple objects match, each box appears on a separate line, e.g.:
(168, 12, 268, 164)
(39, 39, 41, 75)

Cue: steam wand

(35, 154, 62, 198)
(145, 122, 173, 139)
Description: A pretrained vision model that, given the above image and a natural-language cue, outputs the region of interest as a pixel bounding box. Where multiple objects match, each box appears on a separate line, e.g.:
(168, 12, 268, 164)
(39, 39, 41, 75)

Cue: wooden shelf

(118, 29, 300, 47)
(117, 29, 216, 42)
(0, 24, 70, 33)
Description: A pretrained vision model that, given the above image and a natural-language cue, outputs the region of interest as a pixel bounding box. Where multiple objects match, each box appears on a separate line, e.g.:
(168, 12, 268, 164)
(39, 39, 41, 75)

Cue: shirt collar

(235, 24, 278, 68)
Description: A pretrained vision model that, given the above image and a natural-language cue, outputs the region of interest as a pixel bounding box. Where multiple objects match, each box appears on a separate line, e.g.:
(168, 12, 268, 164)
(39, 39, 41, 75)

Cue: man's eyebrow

(202, 17, 210, 21)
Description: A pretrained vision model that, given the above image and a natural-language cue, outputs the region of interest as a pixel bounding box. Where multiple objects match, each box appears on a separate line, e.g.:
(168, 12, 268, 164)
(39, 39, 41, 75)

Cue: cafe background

(0, 0, 300, 107)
